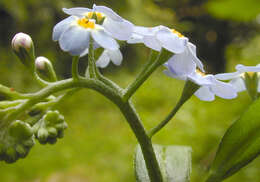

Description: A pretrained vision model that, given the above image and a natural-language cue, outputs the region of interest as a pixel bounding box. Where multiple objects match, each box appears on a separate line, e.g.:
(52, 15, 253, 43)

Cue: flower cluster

(51, 4, 260, 101)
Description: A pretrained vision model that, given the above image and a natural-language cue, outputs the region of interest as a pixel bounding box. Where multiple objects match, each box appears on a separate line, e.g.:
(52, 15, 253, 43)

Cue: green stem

(72, 56, 80, 81)
(33, 71, 50, 87)
(119, 101, 163, 182)
(123, 50, 160, 101)
(87, 38, 97, 78)
(148, 80, 200, 138)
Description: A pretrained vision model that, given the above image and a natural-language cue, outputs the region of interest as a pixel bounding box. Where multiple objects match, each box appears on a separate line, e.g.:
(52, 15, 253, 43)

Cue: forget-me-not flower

(62, 4, 134, 41)
(164, 63, 237, 101)
(128, 25, 204, 72)
(215, 64, 260, 93)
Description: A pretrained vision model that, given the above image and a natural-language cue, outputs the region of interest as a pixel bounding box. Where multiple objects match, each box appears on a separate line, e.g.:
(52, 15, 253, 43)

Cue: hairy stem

(72, 56, 80, 81)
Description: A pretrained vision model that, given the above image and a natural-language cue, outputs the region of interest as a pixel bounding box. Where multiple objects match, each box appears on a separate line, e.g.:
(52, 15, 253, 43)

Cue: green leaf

(206, 99, 260, 182)
(135, 144, 192, 182)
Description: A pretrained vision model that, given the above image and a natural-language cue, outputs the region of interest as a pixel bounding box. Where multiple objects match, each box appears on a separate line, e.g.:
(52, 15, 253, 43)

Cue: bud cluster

(32, 110, 68, 144)
(0, 120, 35, 163)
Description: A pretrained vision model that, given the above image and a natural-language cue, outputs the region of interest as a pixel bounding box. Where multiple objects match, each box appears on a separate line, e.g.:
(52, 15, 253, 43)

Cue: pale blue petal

(236, 64, 260, 72)
(93, 4, 123, 21)
(102, 17, 133, 40)
(163, 69, 187, 80)
(215, 72, 241, 80)
(156, 28, 188, 54)
(133, 26, 161, 36)
(62, 7, 91, 16)
(52, 16, 75, 41)
(210, 80, 238, 99)
(127, 33, 144, 44)
(91, 28, 119, 50)
(59, 26, 90, 56)
(195, 86, 215, 101)
(143, 35, 162, 51)
(229, 77, 246, 92)
(188, 73, 213, 86)
(96, 50, 110, 68)
(187, 43, 204, 72)
(107, 49, 123, 65)
(167, 51, 196, 77)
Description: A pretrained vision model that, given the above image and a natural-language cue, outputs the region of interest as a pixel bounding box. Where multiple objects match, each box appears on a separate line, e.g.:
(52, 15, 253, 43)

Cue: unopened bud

(11, 32, 35, 71)
(35, 56, 57, 82)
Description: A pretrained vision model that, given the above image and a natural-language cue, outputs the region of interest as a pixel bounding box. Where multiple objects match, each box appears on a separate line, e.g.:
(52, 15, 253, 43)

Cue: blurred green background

(0, 0, 260, 181)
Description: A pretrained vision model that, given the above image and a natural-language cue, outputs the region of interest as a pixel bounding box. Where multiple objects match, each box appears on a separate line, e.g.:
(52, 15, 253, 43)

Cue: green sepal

(135, 144, 192, 182)
(243, 72, 259, 100)
(13, 44, 35, 72)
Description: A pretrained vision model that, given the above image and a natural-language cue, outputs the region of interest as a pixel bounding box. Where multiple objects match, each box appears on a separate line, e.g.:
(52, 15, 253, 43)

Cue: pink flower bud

(35, 56, 57, 82)
(11, 33, 33, 52)
(35, 56, 50, 70)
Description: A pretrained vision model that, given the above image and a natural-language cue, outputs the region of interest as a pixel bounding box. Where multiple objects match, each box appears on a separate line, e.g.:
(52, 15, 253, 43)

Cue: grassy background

(0, 0, 260, 181)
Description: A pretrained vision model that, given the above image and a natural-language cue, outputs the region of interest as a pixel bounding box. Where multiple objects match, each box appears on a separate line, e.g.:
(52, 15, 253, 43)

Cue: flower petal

(62, 7, 91, 16)
(91, 27, 119, 50)
(93, 4, 123, 22)
(59, 26, 90, 56)
(229, 77, 246, 92)
(215, 72, 241, 80)
(96, 50, 110, 68)
(187, 43, 204, 72)
(210, 80, 238, 99)
(235, 64, 260, 72)
(52, 16, 75, 41)
(102, 17, 133, 40)
(167, 51, 196, 78)
(127, 33, 144, 44)
(188, 73, 213, 86)
(143, 35, 162, 51)
(195, 86, 215, 101)
(107, 49, 123, 66)
(156, 28, 188, 54)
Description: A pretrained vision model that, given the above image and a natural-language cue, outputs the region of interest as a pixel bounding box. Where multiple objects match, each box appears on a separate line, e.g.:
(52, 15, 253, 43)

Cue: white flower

(128, 25, 187, 53)
(53, 16, 119, 56)
(215, 64, 260, 92)
(128, 25, 204, 72)
(96, 49, 123, 68)
(62, 4, 134, 41)
(164, 63, 237, 101)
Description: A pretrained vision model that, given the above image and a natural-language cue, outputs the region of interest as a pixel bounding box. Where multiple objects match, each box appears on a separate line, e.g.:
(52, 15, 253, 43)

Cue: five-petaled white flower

(127, 25, 204, 72)
(164, 62, 237, 101)
(53, 16, 119, 56)
(215, 64, 260, 93)
(62, 4, 134, 41)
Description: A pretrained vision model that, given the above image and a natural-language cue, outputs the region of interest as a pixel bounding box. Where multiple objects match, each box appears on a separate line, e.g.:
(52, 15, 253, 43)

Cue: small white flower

(164, 64, 237, 101)
(128, 25, 204, 72)
(215, 64, 260, 92)
(96, 49, 123, 68)
(53, 16, 119, 56)
(128, 26, 187, 53)
(62, 4, 134, 41)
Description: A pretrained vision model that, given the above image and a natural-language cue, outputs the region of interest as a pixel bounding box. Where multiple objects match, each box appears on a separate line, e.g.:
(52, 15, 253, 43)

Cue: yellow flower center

(77, 18, 95, 29)
(171, 29, 184, 38)
(196, 69, 206, 76)
(86, 12, 104, 22)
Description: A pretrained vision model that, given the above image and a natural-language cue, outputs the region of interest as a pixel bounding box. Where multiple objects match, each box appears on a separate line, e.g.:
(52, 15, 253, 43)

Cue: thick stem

(119, 101, 163, 182)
